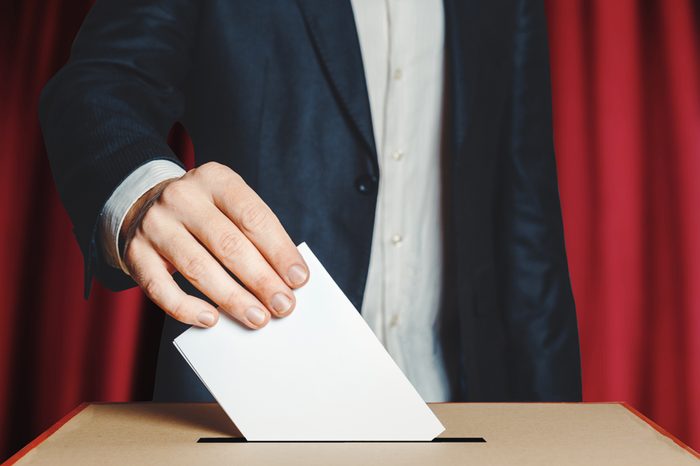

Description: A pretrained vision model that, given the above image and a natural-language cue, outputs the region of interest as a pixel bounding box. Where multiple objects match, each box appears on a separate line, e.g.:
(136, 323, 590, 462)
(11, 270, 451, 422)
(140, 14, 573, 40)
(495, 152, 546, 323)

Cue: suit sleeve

(39, 0, 200, 295)
(500, 0, 583, 401)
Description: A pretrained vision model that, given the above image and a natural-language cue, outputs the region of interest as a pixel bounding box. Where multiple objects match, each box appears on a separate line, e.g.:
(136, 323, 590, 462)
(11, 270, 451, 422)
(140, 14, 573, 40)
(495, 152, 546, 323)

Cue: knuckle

(138, 206, 162, 233)
(142, 278, 163, 301)
(250, 273, 272, 295)
(221, 289, 240, 312)
(182, 257, 207, 282)
(222, 172, 244, 192)
(197, 161, 228, 180)
(169, 299, 189, 323)
(228, 169, 243, 184)
(199, 161, 223, 174)
(239, 203, 269, 233)
(194, 163, 245, 193)
(159, 180, 188, 206)
(181, 166, 198, 181)
(217, 231, 244, 259)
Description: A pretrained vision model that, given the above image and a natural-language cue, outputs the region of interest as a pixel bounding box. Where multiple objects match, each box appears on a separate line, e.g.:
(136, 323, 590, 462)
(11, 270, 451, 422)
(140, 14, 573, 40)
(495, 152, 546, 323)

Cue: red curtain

(547, 0, 700, 449)
(1, 0, 698, 460)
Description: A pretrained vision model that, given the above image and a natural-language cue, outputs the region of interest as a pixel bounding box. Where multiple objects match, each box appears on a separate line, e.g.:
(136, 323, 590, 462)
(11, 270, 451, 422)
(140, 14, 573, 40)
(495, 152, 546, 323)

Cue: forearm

(39, 0, 200, 294)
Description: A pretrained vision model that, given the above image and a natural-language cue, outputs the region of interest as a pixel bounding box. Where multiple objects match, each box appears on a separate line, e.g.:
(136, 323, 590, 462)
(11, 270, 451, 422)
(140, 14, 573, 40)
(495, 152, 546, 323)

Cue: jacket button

(355, 174, 378, 194)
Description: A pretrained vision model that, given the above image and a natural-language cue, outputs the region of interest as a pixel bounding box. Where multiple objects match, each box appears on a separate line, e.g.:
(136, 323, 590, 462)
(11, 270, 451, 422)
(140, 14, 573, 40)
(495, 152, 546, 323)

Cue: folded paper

(174, 243, 445, 441)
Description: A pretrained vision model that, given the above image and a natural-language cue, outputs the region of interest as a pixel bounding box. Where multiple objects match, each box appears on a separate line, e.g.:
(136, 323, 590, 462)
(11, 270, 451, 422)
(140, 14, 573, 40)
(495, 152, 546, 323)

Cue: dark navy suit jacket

(39, 0, 582, 402)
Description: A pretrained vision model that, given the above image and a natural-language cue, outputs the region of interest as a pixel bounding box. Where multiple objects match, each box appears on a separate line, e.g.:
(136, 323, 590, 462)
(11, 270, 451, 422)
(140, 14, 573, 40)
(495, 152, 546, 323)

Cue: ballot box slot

(197, 437, 486, 443)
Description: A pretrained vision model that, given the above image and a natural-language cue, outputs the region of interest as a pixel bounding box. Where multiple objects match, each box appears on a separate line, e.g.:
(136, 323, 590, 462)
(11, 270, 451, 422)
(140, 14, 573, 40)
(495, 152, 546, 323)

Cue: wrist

(119, 178, 176, 261)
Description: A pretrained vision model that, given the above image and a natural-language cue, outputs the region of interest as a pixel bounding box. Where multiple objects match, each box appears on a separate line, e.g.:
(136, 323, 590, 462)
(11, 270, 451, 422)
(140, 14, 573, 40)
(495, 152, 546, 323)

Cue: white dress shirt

(100, 0, 449, 401)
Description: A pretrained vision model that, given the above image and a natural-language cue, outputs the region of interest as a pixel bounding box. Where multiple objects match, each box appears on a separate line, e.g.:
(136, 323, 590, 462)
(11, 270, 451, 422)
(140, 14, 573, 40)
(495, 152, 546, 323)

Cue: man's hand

(121, 162, 309, 329)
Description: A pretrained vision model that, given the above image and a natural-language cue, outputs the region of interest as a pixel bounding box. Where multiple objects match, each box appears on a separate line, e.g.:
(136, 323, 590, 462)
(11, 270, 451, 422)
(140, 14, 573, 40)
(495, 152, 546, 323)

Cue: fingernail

(271, 293, 293, 315)
(287, 264, 308, 286)
(197, 311, 217, 327)
(245, 306, 268, 326)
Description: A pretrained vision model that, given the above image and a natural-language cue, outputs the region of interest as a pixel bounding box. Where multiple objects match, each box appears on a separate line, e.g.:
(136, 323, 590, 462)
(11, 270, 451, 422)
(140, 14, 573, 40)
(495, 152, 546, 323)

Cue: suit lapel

(295, 0, 378, 163)
(295, 0, 480, 167)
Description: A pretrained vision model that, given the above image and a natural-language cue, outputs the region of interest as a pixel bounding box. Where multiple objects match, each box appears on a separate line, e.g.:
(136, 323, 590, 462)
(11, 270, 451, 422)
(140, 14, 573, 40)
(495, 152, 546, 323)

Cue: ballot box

(8, 402, 699, 465)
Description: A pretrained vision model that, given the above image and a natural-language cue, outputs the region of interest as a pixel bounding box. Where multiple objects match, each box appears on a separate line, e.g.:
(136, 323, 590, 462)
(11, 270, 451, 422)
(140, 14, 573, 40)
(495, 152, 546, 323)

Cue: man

(39, 0, 582, 403)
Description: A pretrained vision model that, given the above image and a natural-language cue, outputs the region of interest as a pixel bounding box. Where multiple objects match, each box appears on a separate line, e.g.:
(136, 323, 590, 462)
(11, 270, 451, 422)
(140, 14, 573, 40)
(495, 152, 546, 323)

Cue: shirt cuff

(99, 160, 186, 274)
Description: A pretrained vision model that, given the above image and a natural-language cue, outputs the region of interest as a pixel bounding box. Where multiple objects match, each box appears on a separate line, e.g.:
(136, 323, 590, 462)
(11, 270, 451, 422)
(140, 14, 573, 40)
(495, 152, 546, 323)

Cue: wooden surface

(8, 402, 700, 465)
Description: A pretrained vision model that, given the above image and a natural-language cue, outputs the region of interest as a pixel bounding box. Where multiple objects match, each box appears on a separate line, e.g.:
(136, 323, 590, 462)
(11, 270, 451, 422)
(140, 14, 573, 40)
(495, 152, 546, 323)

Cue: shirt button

(391, 150, 404, 161)
(390, 234, 403, 246)
(393, 68, 403, 80)
(389, 314, 400, 327)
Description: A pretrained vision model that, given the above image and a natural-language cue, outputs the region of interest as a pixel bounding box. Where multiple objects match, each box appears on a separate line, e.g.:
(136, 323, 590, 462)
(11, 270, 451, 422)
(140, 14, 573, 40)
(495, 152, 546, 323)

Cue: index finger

(211, 176, 308, 289)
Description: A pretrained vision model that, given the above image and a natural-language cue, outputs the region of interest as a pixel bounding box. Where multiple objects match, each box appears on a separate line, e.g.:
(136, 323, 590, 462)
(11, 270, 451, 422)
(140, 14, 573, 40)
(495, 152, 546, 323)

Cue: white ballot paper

(174, 243, 445, 441)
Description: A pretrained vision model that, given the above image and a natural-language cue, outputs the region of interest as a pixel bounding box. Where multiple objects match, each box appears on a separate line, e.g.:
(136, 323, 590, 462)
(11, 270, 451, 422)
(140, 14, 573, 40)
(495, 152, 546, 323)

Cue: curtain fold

(1, 0, 698, 460)
(546, 0, 700, 446)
